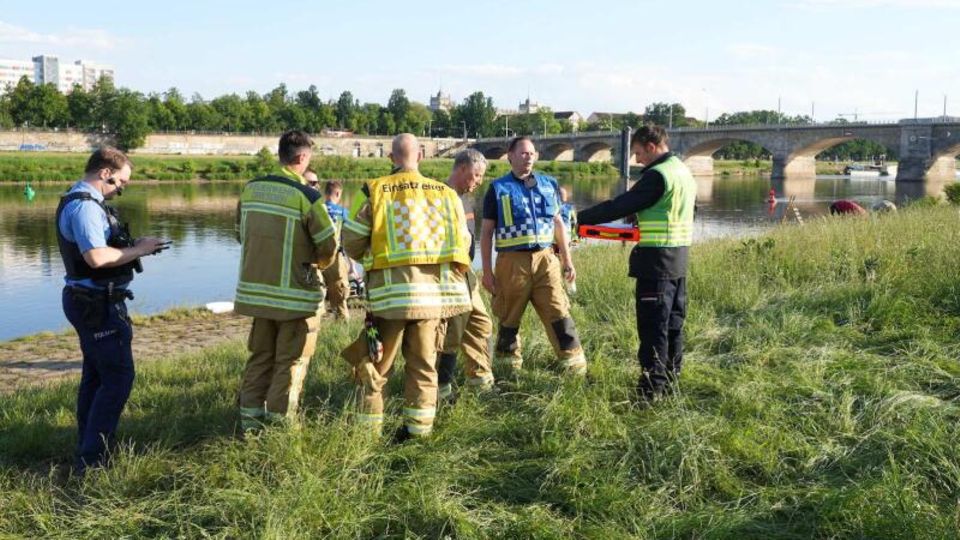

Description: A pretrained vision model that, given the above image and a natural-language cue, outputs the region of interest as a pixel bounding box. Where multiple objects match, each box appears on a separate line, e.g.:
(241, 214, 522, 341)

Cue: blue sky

(2, 0, 959, 122)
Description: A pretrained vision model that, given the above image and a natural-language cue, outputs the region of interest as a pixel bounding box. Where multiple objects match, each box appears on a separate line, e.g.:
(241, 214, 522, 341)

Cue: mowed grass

(2, 207, 959, 538)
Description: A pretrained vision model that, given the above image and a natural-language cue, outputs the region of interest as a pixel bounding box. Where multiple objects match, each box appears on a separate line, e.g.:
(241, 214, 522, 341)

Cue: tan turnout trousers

(321, 252, 351, 320)
(439, 269, 494, 397)
(491, 249, 586, 373)
(342, 318, 445, 436)
(239, 315, 319, 429)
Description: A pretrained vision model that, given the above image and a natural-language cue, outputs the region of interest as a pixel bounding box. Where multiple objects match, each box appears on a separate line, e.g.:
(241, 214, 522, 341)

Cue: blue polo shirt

(58, 181, 113, 289)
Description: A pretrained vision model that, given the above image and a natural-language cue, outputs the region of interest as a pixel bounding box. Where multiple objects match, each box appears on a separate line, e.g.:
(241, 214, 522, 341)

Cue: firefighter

(341, 133, 472, 440)
(234, 130, 338, 431)
(437, 149, 496, 402)
(305, 171, 352, 320)
(479, 136, 586, 375)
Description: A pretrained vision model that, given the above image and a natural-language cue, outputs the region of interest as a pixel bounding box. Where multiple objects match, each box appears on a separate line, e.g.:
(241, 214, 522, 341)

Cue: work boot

(392, 426, 414, 444)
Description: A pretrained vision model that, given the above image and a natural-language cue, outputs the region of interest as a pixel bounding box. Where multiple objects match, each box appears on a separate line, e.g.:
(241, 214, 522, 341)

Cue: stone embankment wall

(0, 131, 469, 158)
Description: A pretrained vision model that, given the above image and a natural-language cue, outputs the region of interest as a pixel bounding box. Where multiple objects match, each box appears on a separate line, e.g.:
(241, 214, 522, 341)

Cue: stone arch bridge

(471, 121, 960, 182)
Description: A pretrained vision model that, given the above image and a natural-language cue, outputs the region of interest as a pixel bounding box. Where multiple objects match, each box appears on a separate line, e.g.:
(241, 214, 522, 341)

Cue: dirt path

(0, 309, 250, 394)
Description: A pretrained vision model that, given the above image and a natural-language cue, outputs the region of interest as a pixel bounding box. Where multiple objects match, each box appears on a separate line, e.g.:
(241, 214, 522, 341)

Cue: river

(0, 174, 951, 340)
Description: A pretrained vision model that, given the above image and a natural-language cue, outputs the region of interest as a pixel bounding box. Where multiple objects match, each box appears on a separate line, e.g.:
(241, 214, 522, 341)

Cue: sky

(2, 0, 959, 123)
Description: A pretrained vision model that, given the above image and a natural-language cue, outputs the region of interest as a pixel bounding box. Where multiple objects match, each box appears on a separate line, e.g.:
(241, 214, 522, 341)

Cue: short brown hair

(84, 146, 130, 174)
(508, 136, 535, 153)
(278, 130, 313, 164)
(631, 125, 669, 147)
(324, 180, 342, 196)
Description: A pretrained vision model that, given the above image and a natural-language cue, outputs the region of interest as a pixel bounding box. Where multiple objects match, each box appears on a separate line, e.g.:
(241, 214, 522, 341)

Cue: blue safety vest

(491, 172, 559, 251)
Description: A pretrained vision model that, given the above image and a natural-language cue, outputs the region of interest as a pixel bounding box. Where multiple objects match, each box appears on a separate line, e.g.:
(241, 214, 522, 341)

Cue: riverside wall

(0, 131, 468, 158)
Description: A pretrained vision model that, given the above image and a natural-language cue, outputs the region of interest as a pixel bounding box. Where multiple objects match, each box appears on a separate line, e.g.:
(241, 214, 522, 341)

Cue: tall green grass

(1, 207, 959, 538)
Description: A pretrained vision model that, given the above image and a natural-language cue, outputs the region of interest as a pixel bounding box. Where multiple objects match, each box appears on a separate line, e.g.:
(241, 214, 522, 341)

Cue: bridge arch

(577, 142, 612, 162)
(678, 136, 776, 176)
(481, 146, 508, 160)
(540, 142, 574, 161)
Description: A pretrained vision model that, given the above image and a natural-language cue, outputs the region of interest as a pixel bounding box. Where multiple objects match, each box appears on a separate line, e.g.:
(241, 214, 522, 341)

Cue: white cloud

(727, 43, 781, 59)
(0, 20, 120, 49)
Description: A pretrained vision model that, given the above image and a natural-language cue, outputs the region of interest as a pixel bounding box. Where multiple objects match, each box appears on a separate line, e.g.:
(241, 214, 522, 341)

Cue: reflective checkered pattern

(391, 199, 447, 252)
(496, 222, 538, 242)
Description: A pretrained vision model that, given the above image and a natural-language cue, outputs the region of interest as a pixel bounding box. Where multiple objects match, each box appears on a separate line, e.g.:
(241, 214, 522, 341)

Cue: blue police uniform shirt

(58, 181, 112, 289)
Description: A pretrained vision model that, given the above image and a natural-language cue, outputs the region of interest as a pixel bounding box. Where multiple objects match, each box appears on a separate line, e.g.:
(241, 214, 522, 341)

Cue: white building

(429, 90, 453, 112)
(0, 59, 35, 90)
(0, 55, 114, 93)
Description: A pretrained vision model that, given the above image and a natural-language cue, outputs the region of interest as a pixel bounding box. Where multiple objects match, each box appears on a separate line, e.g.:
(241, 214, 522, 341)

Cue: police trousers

(62, 286, 135, 472)
(239, 316, 319, 428)
(491, 249, 586, 372)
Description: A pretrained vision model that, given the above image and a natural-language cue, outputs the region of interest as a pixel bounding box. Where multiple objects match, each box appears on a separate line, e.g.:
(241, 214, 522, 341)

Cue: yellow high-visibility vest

(350, 170, 471, 270)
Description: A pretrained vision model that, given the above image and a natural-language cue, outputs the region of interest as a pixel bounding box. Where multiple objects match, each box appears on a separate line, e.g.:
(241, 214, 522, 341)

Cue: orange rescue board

(577, 223, 640, 242)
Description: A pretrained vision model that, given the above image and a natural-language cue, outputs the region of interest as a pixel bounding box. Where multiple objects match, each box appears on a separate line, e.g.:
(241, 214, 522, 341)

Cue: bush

(944, 182, 960, 205)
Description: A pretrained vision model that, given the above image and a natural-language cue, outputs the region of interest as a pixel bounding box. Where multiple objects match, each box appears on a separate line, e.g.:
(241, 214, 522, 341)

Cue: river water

(0, 174, 952, 340)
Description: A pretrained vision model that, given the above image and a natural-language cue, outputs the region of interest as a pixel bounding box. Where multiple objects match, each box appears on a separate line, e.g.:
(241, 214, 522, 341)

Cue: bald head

(391, 133, 421, 170)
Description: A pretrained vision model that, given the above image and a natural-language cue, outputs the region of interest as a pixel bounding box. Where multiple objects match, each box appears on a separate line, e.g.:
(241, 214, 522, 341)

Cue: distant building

(0, 55, 114, 93)
(429, 90, 453, 112)
(553, 111, 583, 124)
(587, 112, 627, 126)
(519, 97, 540, 114)
(0, 59, 34, 90)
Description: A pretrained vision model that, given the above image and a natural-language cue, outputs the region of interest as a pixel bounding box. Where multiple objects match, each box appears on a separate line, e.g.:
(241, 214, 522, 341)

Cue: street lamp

(461, 120, 467, 140)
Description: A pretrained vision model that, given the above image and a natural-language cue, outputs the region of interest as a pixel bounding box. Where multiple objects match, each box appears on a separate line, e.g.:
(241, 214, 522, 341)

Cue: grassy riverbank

(713, 159, 856, 176)
(0, 152, 618, 183)
(2, 207, 959, 537)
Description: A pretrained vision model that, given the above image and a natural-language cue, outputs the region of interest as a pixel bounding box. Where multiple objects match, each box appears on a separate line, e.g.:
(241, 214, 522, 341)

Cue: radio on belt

(577, 223, 640, 242)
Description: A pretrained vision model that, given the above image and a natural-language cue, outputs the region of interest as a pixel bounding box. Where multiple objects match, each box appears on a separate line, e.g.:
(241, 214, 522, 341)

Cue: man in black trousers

(577, 125, 697, 402)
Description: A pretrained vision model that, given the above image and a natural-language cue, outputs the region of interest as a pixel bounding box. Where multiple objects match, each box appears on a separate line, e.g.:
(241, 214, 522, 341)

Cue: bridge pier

(683, 155, 714, 176)
(895, 156, 956, 182)
(771, 155, 816, 180)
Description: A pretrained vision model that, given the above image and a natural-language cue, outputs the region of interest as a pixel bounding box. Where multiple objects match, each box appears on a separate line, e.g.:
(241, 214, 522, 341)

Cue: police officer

(234, 131, 338, 431)
(341, 133, 472, 440)
(437, 149, 496, 401)
(57, 147, 166, 473)
(577, 125, 697, 402)
(479, 136, 586, 375)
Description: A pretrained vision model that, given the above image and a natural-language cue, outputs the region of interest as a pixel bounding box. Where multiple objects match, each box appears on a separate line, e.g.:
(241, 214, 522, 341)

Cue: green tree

(431, 108, 452, 137)
(405, 102, 432, 137)
(186, 93, 223, 131)
(643, 102, 688, 127)
(210, 93, 248, 132)
(146, 93, 176, 131)
(67, 85, 97, 129)
(336, 91, 358, 130)
(245, 92, 278, 133)
(387, 88, 410, 132)
(110, 90, 150, 150)
(163, 88, 190, 130)
(0, 92, 12, 128)
(452, 91, 497, 138)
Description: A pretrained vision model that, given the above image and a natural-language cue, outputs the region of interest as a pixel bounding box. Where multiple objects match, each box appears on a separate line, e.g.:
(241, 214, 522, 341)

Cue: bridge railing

(472, 120, 937, 144)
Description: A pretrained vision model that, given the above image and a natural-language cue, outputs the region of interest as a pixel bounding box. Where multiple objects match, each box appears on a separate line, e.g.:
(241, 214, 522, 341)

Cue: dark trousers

(634, 278, 686, 395)
(62, 287, 135, 472)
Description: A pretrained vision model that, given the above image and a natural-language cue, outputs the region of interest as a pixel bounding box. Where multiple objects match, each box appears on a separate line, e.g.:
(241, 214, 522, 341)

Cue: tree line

(0, 76, 894, 159)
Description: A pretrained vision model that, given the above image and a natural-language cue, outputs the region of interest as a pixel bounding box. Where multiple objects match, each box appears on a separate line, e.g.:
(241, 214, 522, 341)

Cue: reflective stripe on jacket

(491, 172, 560, 251)
(234, 171, 338, 320)
(635, 156, 696, 247)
